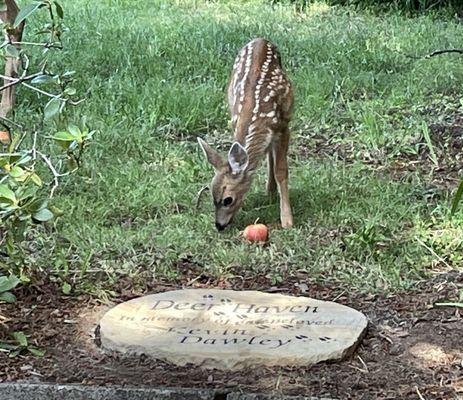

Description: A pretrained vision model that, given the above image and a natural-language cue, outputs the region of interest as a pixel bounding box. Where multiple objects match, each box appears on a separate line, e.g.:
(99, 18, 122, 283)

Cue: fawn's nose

(215, 222, 226, 231)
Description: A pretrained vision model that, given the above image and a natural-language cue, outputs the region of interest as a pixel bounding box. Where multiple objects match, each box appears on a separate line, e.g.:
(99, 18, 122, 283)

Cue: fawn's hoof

(281, 218, 293, 228)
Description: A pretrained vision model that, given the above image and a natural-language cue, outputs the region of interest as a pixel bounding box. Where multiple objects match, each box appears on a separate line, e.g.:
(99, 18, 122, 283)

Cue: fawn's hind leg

(267, 151, 277, 196)
(272, 128, 293, 228)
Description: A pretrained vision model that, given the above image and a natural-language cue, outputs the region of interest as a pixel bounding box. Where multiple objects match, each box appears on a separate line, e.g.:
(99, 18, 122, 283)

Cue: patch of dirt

(0, 273, 462, 400)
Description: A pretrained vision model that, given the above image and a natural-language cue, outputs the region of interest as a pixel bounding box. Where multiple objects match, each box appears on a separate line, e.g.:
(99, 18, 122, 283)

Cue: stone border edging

(0, 383, 337, 400)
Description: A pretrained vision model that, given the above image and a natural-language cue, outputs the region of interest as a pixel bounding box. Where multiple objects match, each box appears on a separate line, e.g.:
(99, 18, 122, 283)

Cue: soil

(0, 272, 462, 400)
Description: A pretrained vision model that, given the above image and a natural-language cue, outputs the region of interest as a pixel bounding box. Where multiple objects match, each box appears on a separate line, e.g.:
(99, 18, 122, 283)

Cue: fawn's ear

(228, 141, 248, 175)
(197, 137, 226, 171)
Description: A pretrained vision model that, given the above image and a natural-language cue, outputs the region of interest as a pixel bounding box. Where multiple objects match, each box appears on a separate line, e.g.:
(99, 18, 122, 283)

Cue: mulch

(0, 272, 462, 400)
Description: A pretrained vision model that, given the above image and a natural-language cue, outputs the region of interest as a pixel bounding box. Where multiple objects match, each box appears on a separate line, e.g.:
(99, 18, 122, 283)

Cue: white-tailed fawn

(198, 38, 294, 231)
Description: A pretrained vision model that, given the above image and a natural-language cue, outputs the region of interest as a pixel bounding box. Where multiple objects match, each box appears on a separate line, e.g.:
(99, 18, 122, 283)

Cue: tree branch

(0, 72, 43, 92)
(425, 49, 463, 58)
(401, 48, 463, 60)
(36, 150, 74, 198)
(11, 41, 63, 49)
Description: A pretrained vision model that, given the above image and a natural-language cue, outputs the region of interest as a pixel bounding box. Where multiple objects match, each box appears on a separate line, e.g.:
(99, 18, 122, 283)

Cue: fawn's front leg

(273, 129, 293, 228)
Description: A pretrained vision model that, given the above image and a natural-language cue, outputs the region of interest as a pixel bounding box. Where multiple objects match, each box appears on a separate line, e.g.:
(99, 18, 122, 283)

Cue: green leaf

(0, 342, 17, 350)
(31, 75, 55, 85)
(0, 275, 20, 292)
(0, 184, 16, 202)
(44, 97, 62, 120)
(53, 131, 75, 141)
(12, 331, 28, 347)
(32, 208, 53, 222)
(17, 185, 38, 201)
(9, 165, 25, 178)
(9, 349, 21, 358)
(0, 1, 7, 12)
(422, 122, 438, 166)
(49, 205, 63, 216)
(4, 44, 19, 58)
(451, 180, 463, 216)
(62, 282, 71, 295)
(16, 155, 32, 165)
(67, 124, 80, 137)
(28, 198, 47, 212)
(30, 173, 43, 187)
(54, 1, 63, 19)
(61, 71, 75, 78)
(14, 2, 43, 28)
(0, 204, 19, 212)
(0, 291, 16, 303)
(64, 87, 76, 96)
(28, 347, 45, 357)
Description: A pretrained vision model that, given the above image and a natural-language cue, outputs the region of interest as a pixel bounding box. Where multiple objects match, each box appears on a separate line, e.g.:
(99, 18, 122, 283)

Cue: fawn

(198, 38, 294, 231)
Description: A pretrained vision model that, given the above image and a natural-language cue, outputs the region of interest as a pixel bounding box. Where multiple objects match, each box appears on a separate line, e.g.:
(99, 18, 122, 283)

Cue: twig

(186, 274, 203, 286)
(19, 53, 30, 79)
(36, 150, 73, 197)
(21, 82, 62, 100)
(415, 386, 426, 400)
(400, 48, 463, 60)
(0, 114, 22, 130)
(22, 82, 85, 106)
(38, 151, 60, 197)
(11, 41, 63, 49)
(377, 332, 393, 345)
(332, 290, 346, 302)
(195, 185, 209, 210)
(357, 355, 369, 373)
(31, 131, 37, 160)
(425, 49, 463, 58)
(414, 236, 451, 270)
(435, 302, 463, 308)
(13, 130, 28, 150)
(0, 71, 42, 92)
(0, 74, 16, 82)
(0, 77, 84, 106)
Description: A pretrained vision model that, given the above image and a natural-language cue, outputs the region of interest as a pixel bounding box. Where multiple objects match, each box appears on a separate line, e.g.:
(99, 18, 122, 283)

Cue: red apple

(0, 130, 10, 145)
(242, 223, 268, 242)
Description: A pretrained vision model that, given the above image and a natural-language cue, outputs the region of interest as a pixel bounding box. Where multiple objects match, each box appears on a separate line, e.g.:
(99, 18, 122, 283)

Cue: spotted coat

(227, 38, 294, 173)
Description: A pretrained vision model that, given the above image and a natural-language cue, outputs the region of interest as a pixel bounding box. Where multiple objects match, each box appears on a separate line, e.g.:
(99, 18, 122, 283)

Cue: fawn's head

(197, 138, 252, 231)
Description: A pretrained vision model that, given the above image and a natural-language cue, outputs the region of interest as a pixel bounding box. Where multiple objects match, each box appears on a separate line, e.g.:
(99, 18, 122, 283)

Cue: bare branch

(400, 48, 463, 60)
(0, 114, 22, 129)
(425, 49, 463, 58)
(21, 83, 85, 106)
(195, 185, 210, 210)
(36, 150, 75, 198)
(0, 71, 43, 92)
(11, 41, 63, 49)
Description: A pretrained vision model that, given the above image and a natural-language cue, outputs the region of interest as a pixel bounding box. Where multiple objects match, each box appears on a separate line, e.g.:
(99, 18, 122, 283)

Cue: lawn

(14, 0, 463, 294)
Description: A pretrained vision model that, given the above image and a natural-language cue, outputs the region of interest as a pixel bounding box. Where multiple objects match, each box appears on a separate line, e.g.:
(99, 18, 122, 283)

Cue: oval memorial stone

(99, 289, 368, 370)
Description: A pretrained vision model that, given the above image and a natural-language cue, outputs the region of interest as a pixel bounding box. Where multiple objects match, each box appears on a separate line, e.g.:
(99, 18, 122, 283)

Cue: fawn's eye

(223, 197, 233, 207)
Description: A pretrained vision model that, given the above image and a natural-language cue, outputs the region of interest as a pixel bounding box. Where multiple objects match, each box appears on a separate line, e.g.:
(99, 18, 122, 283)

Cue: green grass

(12, 0, 463, 294)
